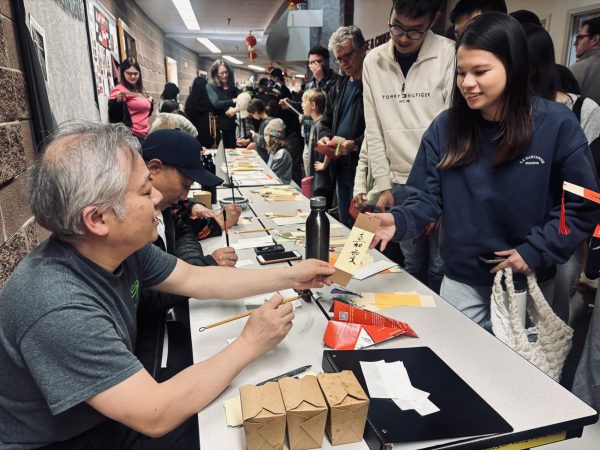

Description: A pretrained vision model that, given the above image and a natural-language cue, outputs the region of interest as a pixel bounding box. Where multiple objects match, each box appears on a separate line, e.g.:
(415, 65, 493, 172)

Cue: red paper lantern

(244, 34, 257, 48)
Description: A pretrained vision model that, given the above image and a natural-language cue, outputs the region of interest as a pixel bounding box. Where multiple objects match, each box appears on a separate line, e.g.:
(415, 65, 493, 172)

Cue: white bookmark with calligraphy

(330, 213, 381, 286)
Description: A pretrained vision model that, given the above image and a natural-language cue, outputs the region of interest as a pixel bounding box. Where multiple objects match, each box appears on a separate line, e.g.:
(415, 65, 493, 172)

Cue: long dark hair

(555, 64, 581, 95)
(523, 23, 558, 100)
(184, 76, 212, 113)
(441, 13, 532, 168)
(209, 59, 235, 88)
(161, 82, 179, 100)
(119, 57, 144, 93)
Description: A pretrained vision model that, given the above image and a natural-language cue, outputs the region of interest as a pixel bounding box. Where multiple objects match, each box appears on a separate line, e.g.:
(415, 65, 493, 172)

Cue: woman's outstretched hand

(366, 212, 396, 251)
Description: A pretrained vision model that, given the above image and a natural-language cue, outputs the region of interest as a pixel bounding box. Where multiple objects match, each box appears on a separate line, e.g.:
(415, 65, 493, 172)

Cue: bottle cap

(310, 196, 326, 208)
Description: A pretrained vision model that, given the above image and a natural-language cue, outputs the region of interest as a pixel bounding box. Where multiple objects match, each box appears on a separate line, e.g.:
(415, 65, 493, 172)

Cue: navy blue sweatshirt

(392, 97, 600, 286)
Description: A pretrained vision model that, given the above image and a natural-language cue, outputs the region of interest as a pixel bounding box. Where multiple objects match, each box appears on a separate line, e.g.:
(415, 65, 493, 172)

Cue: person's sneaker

(579, 273, 598, 290)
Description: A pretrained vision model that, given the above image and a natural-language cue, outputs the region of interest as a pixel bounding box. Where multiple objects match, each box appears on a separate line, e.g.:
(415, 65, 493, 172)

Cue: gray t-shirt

(0, 237, 177, 449)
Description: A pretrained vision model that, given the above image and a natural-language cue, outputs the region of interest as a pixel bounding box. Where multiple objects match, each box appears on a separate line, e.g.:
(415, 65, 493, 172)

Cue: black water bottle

(203, 153, 218, 204)
(305, 196, 330, 262)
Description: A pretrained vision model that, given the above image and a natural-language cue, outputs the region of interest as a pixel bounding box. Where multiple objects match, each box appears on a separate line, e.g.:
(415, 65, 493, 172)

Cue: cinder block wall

(0, 0, 41, 288)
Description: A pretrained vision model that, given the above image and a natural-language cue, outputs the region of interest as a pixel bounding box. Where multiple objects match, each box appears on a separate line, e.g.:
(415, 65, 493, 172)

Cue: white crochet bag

(490, 268, 573, 381)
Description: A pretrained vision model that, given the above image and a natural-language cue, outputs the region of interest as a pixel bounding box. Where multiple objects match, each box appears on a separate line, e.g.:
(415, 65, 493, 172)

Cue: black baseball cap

(141, 129, 223, 187)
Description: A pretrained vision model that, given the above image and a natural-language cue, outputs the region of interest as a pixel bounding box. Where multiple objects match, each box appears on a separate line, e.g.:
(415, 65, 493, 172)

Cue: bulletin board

(84, 0, 119, 121)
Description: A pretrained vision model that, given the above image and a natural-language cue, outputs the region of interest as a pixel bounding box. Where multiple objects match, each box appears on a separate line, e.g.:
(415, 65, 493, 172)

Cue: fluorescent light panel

(247, 64, 265, 71)
(197, 38, 221, 53)
(295, 74, 305, 78)
(223, 55, 243, 65)
(172, 0, 200, 31)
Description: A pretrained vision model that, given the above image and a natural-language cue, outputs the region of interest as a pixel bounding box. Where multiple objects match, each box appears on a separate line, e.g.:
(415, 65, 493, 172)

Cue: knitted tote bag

(491, 268, 573, 381)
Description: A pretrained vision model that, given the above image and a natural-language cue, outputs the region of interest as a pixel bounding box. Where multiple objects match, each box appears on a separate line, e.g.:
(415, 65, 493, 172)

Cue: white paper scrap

(243, 289, 300, 309)
(353, 260, 399, 280)
(272, 216, 306, 226)
(231, 236, 274, 250)
(360, 360, 439, 417)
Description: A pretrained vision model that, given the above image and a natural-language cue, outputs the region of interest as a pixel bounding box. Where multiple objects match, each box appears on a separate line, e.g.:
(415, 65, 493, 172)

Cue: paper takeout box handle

(241, 382, 285, 419)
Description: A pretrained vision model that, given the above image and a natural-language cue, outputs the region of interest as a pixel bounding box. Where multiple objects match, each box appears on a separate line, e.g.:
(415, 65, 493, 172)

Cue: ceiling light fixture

(295, 74, 305, 78)
(172, 0, 200, 31)
(248, 64, 266, 71)
(197, 38, 221, 53)
(223, 55, 244, 65)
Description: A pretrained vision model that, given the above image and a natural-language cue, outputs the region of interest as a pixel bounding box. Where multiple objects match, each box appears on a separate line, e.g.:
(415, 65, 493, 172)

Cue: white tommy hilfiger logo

(519, 155, 546, 165)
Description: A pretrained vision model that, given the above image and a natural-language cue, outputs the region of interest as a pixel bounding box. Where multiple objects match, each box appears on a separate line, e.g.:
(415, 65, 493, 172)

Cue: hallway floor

(545, 282, 598, 449)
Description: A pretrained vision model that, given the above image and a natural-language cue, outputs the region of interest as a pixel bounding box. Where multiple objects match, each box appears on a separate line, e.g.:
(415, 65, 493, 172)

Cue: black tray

(322, 347, 513, 449)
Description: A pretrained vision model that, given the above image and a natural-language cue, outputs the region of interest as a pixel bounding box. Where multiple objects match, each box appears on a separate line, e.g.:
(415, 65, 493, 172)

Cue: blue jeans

(393, 183, 444, 293)
(337, 178, 354, 228)
(440, 275, 556, 332)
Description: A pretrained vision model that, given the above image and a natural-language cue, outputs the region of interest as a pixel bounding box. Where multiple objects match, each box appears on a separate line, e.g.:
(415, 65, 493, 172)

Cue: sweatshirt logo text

(519, 155, 545, 166)
(381, 92, 431, 104)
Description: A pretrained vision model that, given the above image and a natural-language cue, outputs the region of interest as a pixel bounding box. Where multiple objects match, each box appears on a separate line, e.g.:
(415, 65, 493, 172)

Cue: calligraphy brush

(198, 294, 301, 331)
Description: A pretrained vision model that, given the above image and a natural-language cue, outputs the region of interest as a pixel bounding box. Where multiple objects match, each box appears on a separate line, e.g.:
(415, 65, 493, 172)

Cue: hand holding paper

(330, 213, 380, 286)
(290, 259, 335, 290)
(367, 212, 396, 251)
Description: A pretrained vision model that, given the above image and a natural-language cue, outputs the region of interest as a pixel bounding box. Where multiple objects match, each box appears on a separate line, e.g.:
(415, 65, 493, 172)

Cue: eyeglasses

(575, 34, 592, 42)
(388, 23, 427, 40)
(334, 48, 356, 64)
(124, 71, 140, 77)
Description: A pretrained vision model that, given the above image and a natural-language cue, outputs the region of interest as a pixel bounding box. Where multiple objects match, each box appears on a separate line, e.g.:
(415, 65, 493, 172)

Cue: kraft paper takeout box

(240, 382, 286, 450)
(193, 190, 212, 208)
(317, 371, 370, 446)
(278, 375, 328, 450)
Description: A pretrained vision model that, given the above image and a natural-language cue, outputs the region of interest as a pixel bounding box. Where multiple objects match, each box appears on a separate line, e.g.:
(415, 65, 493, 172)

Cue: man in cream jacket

(362, 0, 455, 293)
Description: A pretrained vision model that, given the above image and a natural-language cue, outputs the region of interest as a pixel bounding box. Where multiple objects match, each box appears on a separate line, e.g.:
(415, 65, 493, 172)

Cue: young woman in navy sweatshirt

(369, 13, 600, 329)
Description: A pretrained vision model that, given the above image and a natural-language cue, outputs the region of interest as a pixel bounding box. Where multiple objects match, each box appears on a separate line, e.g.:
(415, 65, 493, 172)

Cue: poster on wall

(85, 0, 117, 97)
(28, 15, 49, 83)
(85, 0, 118, 122)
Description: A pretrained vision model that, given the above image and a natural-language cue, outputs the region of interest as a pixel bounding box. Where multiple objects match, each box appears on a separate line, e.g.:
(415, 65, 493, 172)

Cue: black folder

(322, 347, 513, 449)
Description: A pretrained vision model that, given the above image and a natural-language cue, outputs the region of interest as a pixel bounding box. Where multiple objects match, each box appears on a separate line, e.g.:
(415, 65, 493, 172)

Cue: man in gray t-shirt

(0, 122, 334, 449)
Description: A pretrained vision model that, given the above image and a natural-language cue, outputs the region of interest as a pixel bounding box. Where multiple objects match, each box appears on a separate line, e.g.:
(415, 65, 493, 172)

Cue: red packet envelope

(323, 301, 417, 350)
(315, 143, 340, 160)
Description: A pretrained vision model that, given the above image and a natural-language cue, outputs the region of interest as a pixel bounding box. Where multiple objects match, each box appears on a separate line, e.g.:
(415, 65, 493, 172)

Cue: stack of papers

(360, 360, 439, 416)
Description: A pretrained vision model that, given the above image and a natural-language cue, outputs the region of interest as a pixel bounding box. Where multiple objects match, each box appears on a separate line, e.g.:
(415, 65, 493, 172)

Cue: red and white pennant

(562, 181, 600, 237)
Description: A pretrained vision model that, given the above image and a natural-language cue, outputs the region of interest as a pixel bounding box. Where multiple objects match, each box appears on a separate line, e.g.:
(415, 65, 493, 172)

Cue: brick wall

(0, 0, 41, 288)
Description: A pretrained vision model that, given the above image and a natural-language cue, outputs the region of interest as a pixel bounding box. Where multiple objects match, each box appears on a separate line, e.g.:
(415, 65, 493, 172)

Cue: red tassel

(559, 190, 571, 235)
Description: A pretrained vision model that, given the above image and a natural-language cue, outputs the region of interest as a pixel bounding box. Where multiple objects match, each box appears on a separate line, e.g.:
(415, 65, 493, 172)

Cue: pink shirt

(110, 84, 152, 138)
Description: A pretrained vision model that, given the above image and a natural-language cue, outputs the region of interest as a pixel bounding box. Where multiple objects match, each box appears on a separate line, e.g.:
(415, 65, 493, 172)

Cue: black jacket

(206, 83, 241, 132)
(305, 68, 341, 93)
(135, 207, 217, 377)
(318, 76, 365, 182)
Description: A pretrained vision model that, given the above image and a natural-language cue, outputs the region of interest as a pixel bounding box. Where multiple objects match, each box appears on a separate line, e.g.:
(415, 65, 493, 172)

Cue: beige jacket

(353, 138, 379, 205)
(363, 32, 455, 191)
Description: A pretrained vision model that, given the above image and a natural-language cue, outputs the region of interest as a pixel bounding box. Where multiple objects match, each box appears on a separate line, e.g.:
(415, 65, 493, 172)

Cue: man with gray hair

(318, 25, 367, 226)
(0, 122, 334, 448)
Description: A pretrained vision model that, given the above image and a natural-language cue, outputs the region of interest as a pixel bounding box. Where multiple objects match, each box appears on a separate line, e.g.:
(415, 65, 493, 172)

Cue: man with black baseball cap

(142, 129, 239, 262)
(137, 129, 237, 382)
